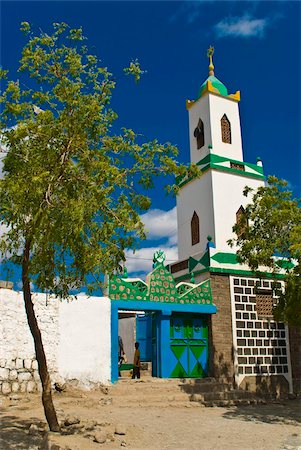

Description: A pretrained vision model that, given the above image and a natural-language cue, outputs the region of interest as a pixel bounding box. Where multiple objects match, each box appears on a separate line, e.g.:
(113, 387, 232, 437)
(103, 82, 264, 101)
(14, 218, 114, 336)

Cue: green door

(169, 313, 208, 378)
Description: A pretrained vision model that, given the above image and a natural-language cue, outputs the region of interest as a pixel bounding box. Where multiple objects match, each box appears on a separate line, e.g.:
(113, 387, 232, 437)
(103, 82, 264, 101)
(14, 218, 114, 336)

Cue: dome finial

(207, 45, 215, 76)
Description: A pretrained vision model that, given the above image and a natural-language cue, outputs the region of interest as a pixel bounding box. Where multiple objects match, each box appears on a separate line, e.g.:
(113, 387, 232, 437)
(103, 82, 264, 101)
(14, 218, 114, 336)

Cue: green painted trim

(210, 164, 266, 180)
(189, 251, 210, 272)
(275, 260, 295, 270)
(210, 154, 264, 175)
(174, 266, 286, 282)
(208, 267, 286, 279)
(177, 153, 265, 188)
(211, 252, 238, 264)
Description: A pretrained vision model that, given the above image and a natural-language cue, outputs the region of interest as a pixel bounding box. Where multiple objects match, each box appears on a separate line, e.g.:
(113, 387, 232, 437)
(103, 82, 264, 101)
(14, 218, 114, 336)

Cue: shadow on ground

(222, 399, 301, 425)
(0, 413, 44, 449)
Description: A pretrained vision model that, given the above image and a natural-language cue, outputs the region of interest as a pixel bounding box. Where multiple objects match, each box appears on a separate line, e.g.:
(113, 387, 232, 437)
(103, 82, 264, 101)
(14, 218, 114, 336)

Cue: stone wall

(208, 273, 234, 383)
(289, 326, 301, 394)
(0, 289, 111, 395)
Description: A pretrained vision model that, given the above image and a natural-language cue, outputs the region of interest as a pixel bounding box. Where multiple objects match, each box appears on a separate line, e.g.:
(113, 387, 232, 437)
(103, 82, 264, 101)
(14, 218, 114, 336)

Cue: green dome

(198, 75, 228, 98)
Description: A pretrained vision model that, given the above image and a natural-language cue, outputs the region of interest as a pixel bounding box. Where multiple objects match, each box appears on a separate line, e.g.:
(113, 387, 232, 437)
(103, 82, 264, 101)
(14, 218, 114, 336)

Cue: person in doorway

(132, 341, 141, 379)
(118, 335, 125, 377)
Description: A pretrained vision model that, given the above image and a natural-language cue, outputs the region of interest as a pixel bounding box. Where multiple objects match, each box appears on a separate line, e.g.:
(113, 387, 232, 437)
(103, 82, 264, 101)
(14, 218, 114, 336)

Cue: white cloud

(141, 206, 177, 245)
(123, 207, 178, 276)
(125, 245, 178, 277)
(214, 14, 268, 38)
(170, 1, 214, 24)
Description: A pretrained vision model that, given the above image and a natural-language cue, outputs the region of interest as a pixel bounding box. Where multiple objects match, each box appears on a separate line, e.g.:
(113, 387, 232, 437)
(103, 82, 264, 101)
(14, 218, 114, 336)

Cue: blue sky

(0, 1, 300, 284)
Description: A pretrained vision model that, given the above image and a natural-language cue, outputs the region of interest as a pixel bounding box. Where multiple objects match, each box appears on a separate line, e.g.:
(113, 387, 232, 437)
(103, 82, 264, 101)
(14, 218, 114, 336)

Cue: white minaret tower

(176, 47, 265, 261)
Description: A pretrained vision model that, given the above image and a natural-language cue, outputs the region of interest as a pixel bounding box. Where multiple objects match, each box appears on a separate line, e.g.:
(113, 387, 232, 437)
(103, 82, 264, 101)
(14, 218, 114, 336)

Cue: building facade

(169, 48, 300, 396)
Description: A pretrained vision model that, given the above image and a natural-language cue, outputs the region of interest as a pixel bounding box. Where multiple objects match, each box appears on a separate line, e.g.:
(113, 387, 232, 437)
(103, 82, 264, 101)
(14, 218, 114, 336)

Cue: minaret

(176, 47, 265, 261)
(187, 46, 242, 164)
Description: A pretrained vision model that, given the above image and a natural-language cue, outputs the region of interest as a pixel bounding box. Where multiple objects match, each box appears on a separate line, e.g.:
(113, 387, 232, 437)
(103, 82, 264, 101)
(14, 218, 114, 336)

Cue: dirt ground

(0, 382, 300, 450)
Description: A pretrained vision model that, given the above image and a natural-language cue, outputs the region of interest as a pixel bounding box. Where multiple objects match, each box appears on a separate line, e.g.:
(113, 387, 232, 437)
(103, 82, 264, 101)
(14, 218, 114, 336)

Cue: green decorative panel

(109, 257, 213, 306)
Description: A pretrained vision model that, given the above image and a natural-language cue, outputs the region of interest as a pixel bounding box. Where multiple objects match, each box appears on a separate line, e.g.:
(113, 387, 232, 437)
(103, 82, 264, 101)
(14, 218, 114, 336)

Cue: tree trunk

(22, 240, 60, 432)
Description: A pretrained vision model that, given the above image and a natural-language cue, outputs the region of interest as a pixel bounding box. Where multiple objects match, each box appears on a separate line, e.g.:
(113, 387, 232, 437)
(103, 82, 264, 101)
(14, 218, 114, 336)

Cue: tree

(0, 23, 197, 431)
(228, 176, 301, 326)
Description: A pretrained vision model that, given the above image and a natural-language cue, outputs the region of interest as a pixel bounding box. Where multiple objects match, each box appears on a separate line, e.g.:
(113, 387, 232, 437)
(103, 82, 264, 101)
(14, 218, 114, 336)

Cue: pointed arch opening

(221, 114, 231, 144)
(236, 206, 248, 238)
(191, 211, 200, 246)
(194, 118, 205, 149)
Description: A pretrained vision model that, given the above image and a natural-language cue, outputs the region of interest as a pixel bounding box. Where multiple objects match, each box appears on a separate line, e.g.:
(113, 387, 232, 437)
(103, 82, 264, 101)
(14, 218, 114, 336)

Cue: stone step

(202, 398, 267, 407)
(190, 389, 258, 402)
(179, 382, 232, 394)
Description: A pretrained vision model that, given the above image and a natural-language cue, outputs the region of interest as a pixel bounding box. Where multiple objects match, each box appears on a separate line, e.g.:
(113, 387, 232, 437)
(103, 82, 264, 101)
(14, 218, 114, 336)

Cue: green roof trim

(275, 260, 295, 270)
(189, 251, 210, 272)
(177, 153, 265, 188)
(211, 252, 238, 264)
(174, 266, 286, 283)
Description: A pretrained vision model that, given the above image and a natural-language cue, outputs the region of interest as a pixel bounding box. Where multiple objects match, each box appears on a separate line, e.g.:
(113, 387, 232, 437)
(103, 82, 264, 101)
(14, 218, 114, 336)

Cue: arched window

(221, 114, 231, 144)
(236, 206, 248, 237)
(193, 118, 205, 149)
(191, 212, 200, 245)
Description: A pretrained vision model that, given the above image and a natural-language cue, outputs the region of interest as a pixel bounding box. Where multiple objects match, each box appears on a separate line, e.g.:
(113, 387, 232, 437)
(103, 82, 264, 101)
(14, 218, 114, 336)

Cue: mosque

(1, 49, 300, 397)
(109, 47, 300, 395)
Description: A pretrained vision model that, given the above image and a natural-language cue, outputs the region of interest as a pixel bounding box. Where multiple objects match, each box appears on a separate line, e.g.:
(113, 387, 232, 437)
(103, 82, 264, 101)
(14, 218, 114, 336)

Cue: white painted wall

(211, 170, 264, 251)
(0, 290, 59, 369)
(58, 296, 111, 385)
(188, 93, 243, 164)
(209, 94, 243, 161)
(0, 289, 111, 390)
(177, 171, 215, 260)
(188, 94, 211, 163)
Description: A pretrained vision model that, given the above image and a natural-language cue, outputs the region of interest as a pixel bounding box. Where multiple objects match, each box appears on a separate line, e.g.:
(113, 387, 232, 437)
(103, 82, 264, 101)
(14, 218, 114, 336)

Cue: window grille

(236, 206, 248, 238)
(221, 114, 231, 144)
(170, 259, 189, 274)
(256, 292, 275, 319)
(191, 212, 200, 245)
(231, 162, 245, 171)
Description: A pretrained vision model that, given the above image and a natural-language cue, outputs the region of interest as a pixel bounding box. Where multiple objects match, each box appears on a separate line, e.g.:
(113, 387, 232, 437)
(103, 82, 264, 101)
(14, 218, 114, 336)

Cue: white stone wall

(0, 289, 111, 394)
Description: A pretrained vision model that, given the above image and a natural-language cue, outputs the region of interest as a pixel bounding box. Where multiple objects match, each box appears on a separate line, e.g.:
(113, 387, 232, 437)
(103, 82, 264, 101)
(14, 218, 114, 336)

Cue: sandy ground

(0, 382, 300, 450)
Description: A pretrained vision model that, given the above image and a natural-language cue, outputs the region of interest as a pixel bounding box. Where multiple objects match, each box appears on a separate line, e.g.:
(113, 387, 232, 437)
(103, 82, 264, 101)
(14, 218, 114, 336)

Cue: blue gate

(136, 314, 152, 361)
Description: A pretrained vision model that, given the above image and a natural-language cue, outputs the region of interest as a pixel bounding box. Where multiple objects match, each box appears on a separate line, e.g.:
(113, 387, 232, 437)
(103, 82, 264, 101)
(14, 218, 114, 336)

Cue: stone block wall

(289, 326, 301, 394)
(0, 357, 42, 395)
(0, 289, 111, 394)
(0, 289, 59, 395)
(208, 273, 234, 383)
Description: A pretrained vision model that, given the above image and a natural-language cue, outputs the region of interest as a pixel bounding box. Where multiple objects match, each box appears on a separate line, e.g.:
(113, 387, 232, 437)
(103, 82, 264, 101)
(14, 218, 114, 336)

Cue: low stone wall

(0, 357, 41, 394)
(0, 289, 111, 394)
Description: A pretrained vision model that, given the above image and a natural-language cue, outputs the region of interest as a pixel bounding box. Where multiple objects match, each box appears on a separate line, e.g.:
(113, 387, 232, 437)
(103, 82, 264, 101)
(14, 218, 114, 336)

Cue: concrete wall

(0, 289, 111, 394)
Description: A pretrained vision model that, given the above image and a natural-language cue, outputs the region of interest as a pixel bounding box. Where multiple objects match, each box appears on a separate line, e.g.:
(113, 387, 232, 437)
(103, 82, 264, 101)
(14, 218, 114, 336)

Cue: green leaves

(0, 22, 192, 299)
(124, 59, 146, 83)
(229, 176, 301, 325)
